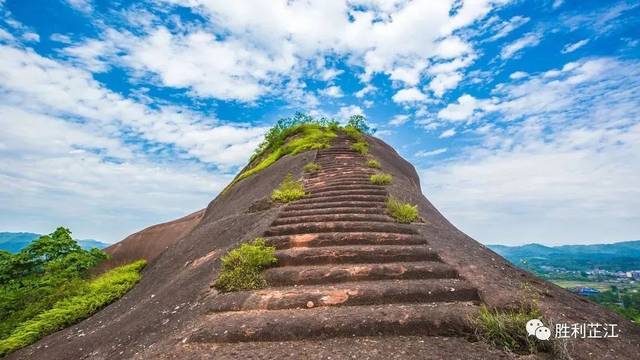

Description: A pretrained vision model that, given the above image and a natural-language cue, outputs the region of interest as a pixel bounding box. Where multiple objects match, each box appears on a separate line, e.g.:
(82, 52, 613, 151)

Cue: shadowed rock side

(96, 209, 205, 272)
(9, 134, 640, 360)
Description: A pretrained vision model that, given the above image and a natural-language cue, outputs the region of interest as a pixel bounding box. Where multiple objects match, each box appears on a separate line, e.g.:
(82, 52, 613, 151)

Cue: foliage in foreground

(0, 260, 146, 356)
(271, 173, 306, 203)
(473, 305, 552, 355)
(214, 238, 277, 292)
(0, 228, 108, 340)
(367, 159, 381, 169)
(370, 172, 392, 185)
(303, 162, 321, 173)
(385, 196, 418, 223)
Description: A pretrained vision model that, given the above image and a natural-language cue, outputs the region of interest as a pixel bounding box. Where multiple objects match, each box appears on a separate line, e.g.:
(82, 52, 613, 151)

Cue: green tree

(346, 114, 376, 135)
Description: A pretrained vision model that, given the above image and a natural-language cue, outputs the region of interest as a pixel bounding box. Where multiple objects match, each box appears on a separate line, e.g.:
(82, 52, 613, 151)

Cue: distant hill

(488, 241, 640, 272)
(0, 232, 109, 253)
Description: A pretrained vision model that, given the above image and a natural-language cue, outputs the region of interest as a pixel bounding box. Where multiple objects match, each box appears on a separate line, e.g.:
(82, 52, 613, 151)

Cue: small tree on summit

(346, 114, 376, 135)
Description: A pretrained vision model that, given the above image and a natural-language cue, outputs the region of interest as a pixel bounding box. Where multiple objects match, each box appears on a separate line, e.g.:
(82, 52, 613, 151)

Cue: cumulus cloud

(320, 85, 344, 98)
(392, 87, 428, 103)
(439, 128, 456, 138)
(500, 32, 542, 60)
(421, 57, 640, 245)
(63, 0, 508, 102)
(389, 114, 410, 126)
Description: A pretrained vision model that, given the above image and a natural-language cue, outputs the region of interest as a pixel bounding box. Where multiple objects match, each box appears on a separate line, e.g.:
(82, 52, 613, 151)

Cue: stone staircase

(190, 134, 481, 343)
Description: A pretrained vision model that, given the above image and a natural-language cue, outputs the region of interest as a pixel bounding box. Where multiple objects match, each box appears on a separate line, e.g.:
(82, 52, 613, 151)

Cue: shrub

(271, 174, 306, 203)
(370, 172, 392, 185)
(0, 260, 146, 356)
(214, 238, 277, 292)
(473, 305, 552, 355)
(304, 162, 321, 173)
(351, 142, 369, 155)
(386, 196, 418, 223)
(367, 159, 381, 169)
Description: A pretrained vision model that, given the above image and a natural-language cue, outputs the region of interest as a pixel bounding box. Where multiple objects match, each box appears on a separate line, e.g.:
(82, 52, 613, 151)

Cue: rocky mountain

(9, 132, 639, 359)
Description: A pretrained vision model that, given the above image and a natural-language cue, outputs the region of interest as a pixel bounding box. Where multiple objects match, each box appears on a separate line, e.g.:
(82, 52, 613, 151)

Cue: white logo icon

(526, 319, 551, 340)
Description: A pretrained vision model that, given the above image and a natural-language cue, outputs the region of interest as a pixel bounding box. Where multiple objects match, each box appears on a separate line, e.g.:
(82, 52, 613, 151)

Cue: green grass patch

(271, 173, 306, 203)
(0, 260, 146, 356)
(303, 162, 321, 173)
(473, 305, 552, 355)
(223, 113, 376, 193)
(351, 142, 369, 155)
(366, 159, 381, 169)
(386, 196, 418, 223)
(214, 238, 277, 292)
(370, 172, 392, 185)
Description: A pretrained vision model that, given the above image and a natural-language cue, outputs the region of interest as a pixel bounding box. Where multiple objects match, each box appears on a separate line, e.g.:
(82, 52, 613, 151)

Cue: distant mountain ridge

(0, 232, 109, 253)
(488, 240, 640, 271)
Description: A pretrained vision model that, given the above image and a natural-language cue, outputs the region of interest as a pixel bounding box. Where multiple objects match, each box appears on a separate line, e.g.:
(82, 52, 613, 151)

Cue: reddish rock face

(96, 209, 205, 271)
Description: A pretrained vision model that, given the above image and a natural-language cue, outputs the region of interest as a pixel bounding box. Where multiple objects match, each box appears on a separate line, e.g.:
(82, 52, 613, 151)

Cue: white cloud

(319, 68, 344, 81)
(438, 94, 490, 121)
(488, 16, 530, 41)
(389, 114, 410, 126)
(416, 148, 447, 157)
(355, 84, 376, 98)
(0, 45, 266, 167)
(66, 0, 93, 13)
(336, 105, 364, 120)
(439, 128, 456, 138)
(552, 0, 564, 9)
(428, 72, 463, 97)
(421, 57, 640, 245)
(320, 85, 344, 98)
(22, 32, 39, 42)
(392, 87, 428, 103)
(509, 71, 528, 80)
(500, 32, 542, 60)
(561, 39, 589, 53)
(50, 33, 72, 44)
(65, 0, 510, 101)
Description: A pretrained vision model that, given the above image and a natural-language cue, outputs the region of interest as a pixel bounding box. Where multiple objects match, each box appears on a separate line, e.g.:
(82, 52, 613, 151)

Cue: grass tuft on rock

(473, 305, 552, 355)
(367, 159, 381, 169)
(386, 196, 418, 223)
(0, 260, 146, 356)
(214, 238, 277, 292)
(303, 162, 321, 173)
(271, 173, 306, 203)
(370, 172, 392, 185)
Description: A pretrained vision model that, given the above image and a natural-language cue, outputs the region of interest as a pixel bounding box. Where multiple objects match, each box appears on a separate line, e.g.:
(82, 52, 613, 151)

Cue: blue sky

(0, 0, 638, 245)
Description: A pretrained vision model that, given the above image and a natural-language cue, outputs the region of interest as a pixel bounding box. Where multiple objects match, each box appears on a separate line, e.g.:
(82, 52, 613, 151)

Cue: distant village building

(573, 286, 601, 296)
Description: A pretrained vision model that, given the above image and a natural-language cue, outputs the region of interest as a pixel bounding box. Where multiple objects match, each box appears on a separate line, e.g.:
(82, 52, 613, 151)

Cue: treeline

(0, 227, 145, 356)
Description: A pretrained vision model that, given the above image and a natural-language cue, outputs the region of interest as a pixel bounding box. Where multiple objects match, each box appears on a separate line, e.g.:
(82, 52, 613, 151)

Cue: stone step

(285, 201, 385, 211)
(307, 189, 387, 198)
(307, 184, 386, 194)
(265, 221, 416, 236)
(265, 232, 429, 249)
(279, 207, 386, 218)
(304, 180, 374, 190)
(293, 194, 386, 205)
(264, 261, 459, 286)
(188, 302, 479, 343)
(207, 279, 478, 313)
(274, 244, 436, 265)
(305, 175, 371, 183)
(272, 213, 392, 226)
